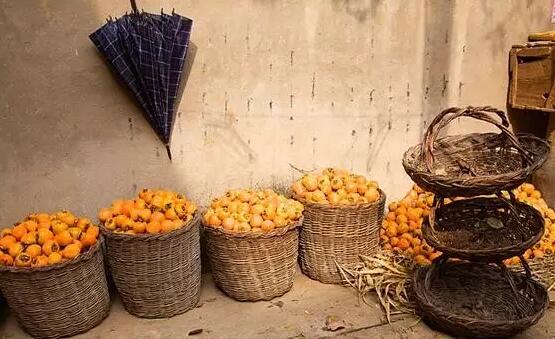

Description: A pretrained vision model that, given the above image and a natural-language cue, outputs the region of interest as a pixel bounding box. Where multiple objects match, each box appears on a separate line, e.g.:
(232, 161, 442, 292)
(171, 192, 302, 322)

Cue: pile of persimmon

(203, 189, 304, 233)
(292, 168, 381, 205)
(379, 184, 441, 266)
(504, 183, 555, 265)
(0, 211, 100, 268)
(98, 189, 197, 235)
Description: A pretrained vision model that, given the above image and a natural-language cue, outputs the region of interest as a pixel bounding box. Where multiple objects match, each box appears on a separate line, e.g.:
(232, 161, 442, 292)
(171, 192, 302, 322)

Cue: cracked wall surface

(0, 0, 552, 223)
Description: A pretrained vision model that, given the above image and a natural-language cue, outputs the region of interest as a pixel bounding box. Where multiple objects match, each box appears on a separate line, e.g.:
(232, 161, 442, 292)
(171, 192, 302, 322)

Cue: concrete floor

(0, 270, 554, 339)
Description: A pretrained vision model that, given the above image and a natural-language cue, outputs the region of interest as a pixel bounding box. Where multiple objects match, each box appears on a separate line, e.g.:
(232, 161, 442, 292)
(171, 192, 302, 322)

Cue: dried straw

(336, 251, 416, 323)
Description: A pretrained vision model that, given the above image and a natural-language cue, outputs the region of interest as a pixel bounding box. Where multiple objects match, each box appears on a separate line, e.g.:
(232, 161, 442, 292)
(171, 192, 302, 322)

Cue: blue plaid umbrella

(89, 1, 192, 160)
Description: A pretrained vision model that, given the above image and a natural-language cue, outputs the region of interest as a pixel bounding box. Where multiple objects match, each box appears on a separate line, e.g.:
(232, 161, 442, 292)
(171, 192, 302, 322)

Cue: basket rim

(414, 262, 549, 326)
(0, 236, 104, 274)
(294, 188, 386, 210)
(403, 133, 550, 184)
(99, 212, 200, 241)
(202, 216, 303, 239)
(423, 197, 544, 257)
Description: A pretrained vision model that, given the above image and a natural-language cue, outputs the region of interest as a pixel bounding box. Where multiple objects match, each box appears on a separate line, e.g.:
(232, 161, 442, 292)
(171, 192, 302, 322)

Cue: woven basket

(0, 238, 110, 338)
(513, 255, 555, 289)
(403, 106, 550, 197)
(423, 197, 544, 262)
(101, 213, 201, 318)
(298, 189, 386, 284)
(203, 218, 301, 301)
(413, 261, 548, 338)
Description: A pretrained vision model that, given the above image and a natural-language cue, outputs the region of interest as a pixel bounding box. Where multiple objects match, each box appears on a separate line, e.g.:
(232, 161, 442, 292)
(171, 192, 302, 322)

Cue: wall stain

(311, 72, 316, 100)
(350, 87, 354, 102)
(247, 98, 251, 112)
(245, 25, 250, 52)
(156, 147, 160, 158)
(458, 81, 464, 98)
(290, 135, 294, 145)
(441, 74, 448, 97)
(351, 130, 356, 136)
(369, 89, 375, 104)
(202, 92, 206, 105)
(290, 93, 294, 109)
(290, 50, 294, 66)
(290, 116, 293, 120)
(202, 63, 207, 74)
(331, 101, 334, 109)
(224, 91, 228, 114)
(269, 100, 273, 111)
(223, 32, 227, 44)
(128, 117, 134, 141)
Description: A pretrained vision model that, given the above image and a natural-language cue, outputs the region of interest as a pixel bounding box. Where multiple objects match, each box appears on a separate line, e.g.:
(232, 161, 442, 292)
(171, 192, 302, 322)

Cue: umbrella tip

(165, 144, 172, 161)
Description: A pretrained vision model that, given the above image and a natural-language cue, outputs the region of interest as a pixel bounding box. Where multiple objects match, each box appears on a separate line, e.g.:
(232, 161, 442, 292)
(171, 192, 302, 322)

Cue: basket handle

(422, 106, 533, 172)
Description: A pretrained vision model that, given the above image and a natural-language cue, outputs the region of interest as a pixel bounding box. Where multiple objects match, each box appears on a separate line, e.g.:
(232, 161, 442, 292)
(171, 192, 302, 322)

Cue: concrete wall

(0, 0, 552, 224)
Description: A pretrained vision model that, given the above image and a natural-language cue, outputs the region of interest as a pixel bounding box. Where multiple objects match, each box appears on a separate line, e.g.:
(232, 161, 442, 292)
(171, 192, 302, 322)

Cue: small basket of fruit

(0, 211, 109, 338)
(202, 189, 304, 301)
(98, 189, 201, 318)
(292, 168, 386, 284)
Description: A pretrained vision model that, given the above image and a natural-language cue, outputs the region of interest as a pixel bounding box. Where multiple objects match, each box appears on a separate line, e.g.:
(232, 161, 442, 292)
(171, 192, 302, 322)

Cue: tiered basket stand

(403, 106, 551, 338)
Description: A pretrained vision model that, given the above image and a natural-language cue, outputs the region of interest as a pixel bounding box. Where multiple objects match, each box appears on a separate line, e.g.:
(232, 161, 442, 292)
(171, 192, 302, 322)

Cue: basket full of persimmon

(202, 189, 304, 301)
(98, 189, 201, 318)
(291, 168, 386, 284)
(0, 211, 109, 338)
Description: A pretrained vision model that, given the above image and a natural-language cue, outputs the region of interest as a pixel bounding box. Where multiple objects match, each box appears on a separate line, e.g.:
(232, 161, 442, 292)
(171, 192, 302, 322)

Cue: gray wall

(0, 0, 552, 224)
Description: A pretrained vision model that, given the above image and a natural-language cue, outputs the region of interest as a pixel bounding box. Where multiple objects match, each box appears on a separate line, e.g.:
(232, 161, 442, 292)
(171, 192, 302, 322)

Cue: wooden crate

(508, 42, 555, 112)
(507, 42, 555, 208)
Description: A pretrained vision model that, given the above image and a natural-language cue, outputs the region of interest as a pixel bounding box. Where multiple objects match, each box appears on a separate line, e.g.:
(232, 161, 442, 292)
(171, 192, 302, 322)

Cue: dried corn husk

(336, 251, 416, 323)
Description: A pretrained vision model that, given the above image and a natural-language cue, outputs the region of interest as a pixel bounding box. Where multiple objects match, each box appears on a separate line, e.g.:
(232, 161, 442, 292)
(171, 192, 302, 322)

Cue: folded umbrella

(89, 0, 193, 160)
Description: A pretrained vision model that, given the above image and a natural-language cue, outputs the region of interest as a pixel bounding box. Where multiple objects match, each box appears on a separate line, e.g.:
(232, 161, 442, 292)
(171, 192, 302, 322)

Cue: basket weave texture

(203, 218, 301, 301)
(298, 189, 386, 284)
(0, 237, 110, 338)
(413, 261, 548, 338)
(513, 255, 555, 289)
(423, 197, 544, 262)
(403, 106, 550, 197)
(101, 213, 201, 318)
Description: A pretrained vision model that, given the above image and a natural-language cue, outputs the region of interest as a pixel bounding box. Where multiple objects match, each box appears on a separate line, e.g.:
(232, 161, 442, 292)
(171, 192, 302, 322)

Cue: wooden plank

(513, 46, 553, 108)
(517, 46, 552, 58)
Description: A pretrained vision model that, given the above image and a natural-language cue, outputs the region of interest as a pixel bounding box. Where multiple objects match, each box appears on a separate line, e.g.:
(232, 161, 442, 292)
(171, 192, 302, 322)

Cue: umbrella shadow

(170, 41, 197, 143)
(204, 112, 258, 164)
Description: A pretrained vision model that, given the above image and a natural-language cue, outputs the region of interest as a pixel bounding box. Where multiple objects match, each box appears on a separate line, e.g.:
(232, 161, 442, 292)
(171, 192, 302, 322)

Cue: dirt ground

(0, 270, 553, 339)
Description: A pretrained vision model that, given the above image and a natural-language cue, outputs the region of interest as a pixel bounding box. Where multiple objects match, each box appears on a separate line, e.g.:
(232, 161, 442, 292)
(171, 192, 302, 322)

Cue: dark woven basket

(298, 189, 386, 284)
(513, 255, 555, 289)
(101, 213, 201, 318)
(0, 238, 110, 338)
(403, 106, 550, 197)
(413, 261, 548, 338)
(423, 197, 544, 262)
(202, 218, 301, 301)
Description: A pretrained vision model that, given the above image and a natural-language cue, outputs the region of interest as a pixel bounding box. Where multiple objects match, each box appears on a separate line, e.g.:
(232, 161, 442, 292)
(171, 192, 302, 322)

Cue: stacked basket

(403, 106, 551, 338)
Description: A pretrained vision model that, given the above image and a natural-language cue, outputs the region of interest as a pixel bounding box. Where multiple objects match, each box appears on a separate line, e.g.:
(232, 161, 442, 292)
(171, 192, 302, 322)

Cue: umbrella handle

(130, 0, 138, 14)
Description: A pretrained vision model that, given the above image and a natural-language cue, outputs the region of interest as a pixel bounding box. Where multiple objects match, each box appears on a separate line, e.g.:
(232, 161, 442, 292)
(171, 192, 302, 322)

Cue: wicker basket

(413, 261, 548, 338)
(0, 238, 110, 338)
(423, 197, 544, 262)
(403, 106, 550, 197)
(101, 213, 201, 318)
(298, 190, 386, 284)
(203, 218, 301, 301)
(513, 255, 555, 289)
